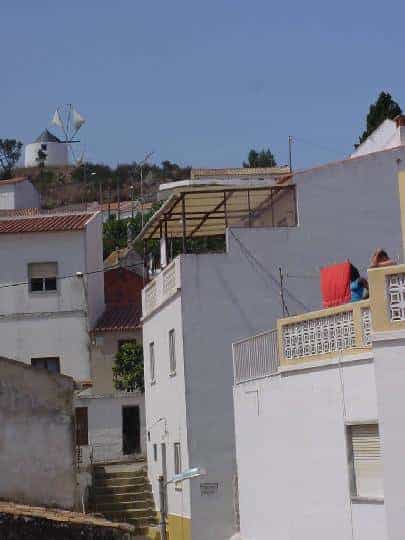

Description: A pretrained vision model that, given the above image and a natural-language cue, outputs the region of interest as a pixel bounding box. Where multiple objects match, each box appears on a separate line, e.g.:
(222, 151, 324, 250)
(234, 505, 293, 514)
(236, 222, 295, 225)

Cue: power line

(0, 261, 145, 291)
(229, 230, 310, 313)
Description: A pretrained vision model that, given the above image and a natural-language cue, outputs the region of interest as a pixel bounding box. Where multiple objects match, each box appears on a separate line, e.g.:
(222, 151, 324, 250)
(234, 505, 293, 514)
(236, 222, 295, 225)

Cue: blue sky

(2, 0, 405, 170)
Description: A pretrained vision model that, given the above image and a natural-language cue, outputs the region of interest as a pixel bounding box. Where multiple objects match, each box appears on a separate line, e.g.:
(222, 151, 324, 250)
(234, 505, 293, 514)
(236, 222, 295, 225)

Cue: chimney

(394, 115, 405, 128)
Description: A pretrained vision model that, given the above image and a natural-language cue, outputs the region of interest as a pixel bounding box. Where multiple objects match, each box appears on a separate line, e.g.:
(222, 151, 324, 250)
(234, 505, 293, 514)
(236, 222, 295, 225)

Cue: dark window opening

(75, 407, 89, 446)
(31, 357, 60, 374)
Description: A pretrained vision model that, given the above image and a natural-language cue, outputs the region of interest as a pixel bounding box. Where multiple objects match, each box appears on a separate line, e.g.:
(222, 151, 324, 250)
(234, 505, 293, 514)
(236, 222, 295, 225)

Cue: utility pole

(136, 151, 155, 229)
(116, 176, 121, 220)
(130, 185, 135, 219)
(288, 136, 293, 173)
(158, 476, 168, 540)
(279, 267, 289, 317)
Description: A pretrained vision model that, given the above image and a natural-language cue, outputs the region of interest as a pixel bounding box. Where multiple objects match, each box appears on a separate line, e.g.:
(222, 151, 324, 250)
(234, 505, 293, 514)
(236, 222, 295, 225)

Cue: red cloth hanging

(320, 261, 351, 308)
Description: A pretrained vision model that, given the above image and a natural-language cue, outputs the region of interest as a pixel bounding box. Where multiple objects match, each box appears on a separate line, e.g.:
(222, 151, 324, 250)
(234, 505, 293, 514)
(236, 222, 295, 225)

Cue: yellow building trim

(167, 513, 191, 540)
(368, 264, 405, 332)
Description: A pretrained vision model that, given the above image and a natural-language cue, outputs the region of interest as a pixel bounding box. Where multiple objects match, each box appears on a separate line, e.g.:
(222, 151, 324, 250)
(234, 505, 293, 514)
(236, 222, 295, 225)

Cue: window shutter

(75, 407, 89, 446)
(30, 262, 57, 278)
(351, 424, 383, 498)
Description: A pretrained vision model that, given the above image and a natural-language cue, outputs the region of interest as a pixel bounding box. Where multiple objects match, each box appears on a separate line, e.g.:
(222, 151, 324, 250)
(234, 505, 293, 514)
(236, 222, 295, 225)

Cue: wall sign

(200, 482, 219, 496)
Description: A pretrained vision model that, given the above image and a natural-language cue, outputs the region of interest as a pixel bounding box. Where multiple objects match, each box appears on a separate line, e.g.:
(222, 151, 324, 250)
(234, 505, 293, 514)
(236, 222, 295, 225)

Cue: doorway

(122, 406, 141, 455)
(161, 442, 167, 481)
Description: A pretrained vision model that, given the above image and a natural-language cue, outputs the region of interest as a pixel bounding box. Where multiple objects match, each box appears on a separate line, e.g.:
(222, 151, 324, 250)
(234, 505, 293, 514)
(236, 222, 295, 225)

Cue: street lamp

(135, 151, 155, 228)
(158, 467, 206, 540)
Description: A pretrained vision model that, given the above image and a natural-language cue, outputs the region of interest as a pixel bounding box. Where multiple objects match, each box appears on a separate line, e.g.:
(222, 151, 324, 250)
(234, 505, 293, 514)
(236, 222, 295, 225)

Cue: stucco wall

(373, 338, 405, 540)
(76, 392, 146, 461)
(143, 294, 191, 521)
(0, 230, 91, 380)
(91, 330, 142, 394)
(0, 357, 76, 510)
(234, 357, 386, 540)
(14, 180, 41, 209)
(85, 213, 105, 329)
(0, 184, 15, 209)
(25, 141, 68, 168)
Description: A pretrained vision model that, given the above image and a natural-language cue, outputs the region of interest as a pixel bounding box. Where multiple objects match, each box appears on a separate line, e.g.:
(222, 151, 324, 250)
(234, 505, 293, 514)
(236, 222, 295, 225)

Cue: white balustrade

(387, 272, 405, 322)
(142, 258, 181, 318)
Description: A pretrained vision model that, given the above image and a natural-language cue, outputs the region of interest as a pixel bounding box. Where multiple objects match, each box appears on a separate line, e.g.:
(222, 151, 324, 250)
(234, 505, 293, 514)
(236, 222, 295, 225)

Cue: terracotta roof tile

(0, 213, 94, 234)
(93, 304, 141, 333)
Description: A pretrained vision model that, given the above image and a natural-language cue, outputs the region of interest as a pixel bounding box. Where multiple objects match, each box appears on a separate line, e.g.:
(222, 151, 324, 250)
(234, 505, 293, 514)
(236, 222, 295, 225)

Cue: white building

(0, 176, 40, 211)
(351, 114, 405, 158)
(232, 172, 405, 540)
(139, 144, 405, 540)
(0, 211, 104, 381)
(25, 129, 69, 168)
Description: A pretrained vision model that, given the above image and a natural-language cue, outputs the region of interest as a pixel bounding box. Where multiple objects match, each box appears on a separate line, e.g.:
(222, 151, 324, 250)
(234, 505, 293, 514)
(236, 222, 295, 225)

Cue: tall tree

(243, 148, 277, 168)
(0, 139, 23, 180)
(113, 342, 144, 393)
(358, 92, 402, 145)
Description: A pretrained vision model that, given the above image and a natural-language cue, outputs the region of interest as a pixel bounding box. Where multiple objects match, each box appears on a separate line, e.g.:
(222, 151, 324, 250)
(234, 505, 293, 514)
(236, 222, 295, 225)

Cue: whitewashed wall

(0, 184, 15, 209)
(0, 230, 90, 380)
(25, 141, 69, 167)
(14, 180, 41, 209)
(234, 357, 387, 540)
(84, 213, 105, 328)
(143, 294, 191, 521)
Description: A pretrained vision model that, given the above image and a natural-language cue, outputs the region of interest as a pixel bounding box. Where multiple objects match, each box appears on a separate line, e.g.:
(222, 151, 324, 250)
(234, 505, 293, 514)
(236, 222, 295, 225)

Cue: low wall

(0, 357, 76, 510)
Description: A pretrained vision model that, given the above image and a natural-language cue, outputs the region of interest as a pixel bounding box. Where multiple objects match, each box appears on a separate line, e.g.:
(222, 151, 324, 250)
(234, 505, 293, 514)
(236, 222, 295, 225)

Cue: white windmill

(24, 104, 86, 168)
(51, 104, 86, 162)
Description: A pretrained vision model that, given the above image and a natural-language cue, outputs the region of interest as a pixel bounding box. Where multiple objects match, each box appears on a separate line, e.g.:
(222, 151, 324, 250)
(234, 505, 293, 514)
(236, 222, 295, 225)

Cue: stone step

(94, 469, 146, 480)
(102, 508, 157, 522)
(95, 500, 155, 512)
(94, 477, 147, 489)
(94, 490, 154, 504)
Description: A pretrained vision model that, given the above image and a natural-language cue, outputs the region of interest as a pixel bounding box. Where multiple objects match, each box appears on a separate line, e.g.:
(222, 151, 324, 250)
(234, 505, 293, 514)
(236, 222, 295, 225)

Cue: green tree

(36, 148, 47, 180)
(0, 139, 23, 180)
(243, 148, 277, 168)
(358, 91, 402, 145)
(113, 342, 144, 392)
(103, 215, 129, 258)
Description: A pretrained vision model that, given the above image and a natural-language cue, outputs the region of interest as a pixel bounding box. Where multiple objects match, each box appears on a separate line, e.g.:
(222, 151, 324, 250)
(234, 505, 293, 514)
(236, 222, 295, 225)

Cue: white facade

(142, 148, 405, 540)
(351, 117, 405, 158)
(0, 213, 104, 381)
(234, 353, 386, 540)
(0, 178, 40, 210)
(25, 141, 68, 168)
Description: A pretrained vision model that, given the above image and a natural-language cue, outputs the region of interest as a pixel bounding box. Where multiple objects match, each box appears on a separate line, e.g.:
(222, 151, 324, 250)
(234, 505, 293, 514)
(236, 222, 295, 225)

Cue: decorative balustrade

(278, 300, 371, 365)
(233, 329, 279, 384)
(142, 257, 181, 318)
(367, 265, 405, 333)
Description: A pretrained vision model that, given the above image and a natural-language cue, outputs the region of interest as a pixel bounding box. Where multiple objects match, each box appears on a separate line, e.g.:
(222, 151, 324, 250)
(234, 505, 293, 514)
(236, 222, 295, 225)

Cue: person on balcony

(350, 264, 369, 302)
(370, 248, 396, 268)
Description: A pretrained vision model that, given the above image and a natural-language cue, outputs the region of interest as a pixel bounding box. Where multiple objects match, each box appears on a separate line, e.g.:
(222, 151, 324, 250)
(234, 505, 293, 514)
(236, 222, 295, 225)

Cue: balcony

(142, 257, 181, 318)
(232, 264, 405, 384)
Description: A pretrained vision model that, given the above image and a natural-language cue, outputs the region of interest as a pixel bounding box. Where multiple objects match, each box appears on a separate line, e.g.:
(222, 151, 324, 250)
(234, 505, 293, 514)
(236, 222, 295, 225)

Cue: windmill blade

(73, 108, 86, 132)
(51, 109, 63, 128)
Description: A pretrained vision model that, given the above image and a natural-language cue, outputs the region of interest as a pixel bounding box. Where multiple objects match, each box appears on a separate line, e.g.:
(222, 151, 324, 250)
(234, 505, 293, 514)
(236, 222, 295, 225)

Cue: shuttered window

(29, 262, 58, 292)
(348, 424, 383, 499)
(75, 407, 89, 446)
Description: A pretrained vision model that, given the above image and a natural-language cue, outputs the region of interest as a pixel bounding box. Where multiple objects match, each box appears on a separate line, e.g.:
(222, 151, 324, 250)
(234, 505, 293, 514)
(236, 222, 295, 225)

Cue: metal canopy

(136, 185, 296, 241)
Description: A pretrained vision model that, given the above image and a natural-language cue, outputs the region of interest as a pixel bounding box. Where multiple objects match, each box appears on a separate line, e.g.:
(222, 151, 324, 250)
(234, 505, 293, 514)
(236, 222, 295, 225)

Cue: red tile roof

(0, 213, 94, 234)
(93, 305, 141, 333)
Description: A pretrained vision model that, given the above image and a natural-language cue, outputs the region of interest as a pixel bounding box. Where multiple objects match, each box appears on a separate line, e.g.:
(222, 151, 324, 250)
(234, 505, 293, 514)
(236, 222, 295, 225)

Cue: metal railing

(233, 329, 279, 384)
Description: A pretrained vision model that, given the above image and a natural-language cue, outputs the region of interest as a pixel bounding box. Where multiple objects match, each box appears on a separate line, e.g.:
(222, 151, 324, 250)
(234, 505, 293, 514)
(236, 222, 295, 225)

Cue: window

(29, 262, 57, 293)
(153, 444, 158, 462)
(75, 407, 89, 446)
(347, 424, 383, 499)
(31, 357, 60, 374)
(41, 144, 47, 151)
(150, 342, 156, 383)
(169, 329, 176, 375)
(174, 442, 182, 475)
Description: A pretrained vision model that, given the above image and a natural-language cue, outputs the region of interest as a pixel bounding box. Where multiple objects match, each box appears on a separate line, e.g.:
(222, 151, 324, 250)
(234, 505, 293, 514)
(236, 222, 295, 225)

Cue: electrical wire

(229, 230, 310, 313)
(0, 261, 145, 291)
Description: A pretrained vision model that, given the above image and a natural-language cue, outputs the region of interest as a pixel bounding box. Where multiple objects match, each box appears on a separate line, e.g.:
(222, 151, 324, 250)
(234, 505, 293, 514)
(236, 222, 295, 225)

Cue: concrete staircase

(89, 464, 158, 535)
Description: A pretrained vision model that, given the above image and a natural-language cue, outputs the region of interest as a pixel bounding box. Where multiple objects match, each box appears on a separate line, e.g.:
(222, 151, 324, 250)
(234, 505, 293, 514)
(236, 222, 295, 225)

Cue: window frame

(153, 443, 158, 462)
(169, 328, 176, 375)
(149, 341, 156, 384)
(31, 356, 60, 374)
(28, 262, 58, 294)
(346, 422, 384, 502)
(75, 407, 89, 446)
(174, 442, 182, 491)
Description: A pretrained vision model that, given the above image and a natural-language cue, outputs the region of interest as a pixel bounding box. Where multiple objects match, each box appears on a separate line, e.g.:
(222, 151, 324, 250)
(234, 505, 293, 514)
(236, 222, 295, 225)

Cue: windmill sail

(51, 109, 63, 127)
(73, 108, 85, 131)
